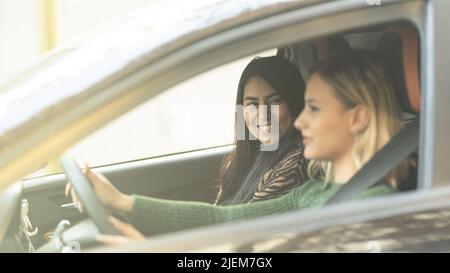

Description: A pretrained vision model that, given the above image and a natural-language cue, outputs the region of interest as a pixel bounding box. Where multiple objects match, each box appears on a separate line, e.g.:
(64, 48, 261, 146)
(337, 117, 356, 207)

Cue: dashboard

(0, 181, 100, 253)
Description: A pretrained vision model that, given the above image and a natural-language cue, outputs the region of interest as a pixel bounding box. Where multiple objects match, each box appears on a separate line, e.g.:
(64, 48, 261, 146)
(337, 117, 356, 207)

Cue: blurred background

(0, 0, 275, 177)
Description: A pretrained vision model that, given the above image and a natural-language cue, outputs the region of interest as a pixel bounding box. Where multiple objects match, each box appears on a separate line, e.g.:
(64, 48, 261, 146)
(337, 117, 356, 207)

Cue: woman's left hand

(96, 217, 145, 245)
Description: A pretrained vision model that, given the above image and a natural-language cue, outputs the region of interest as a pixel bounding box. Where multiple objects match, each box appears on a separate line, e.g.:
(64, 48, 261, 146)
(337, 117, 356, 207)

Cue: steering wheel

(60, 154, 120, 235)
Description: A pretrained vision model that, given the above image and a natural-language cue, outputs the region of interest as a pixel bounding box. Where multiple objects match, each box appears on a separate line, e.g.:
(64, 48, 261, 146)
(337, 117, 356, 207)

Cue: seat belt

(325, 118, 419, 205)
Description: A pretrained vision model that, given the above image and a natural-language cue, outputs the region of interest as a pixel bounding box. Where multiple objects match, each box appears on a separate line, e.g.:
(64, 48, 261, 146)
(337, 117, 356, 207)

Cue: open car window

(70, 50, 277, 168)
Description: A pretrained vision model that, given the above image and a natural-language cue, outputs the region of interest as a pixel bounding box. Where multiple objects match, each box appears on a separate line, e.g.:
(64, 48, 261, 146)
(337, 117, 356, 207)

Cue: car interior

(0, 21, 421, 253)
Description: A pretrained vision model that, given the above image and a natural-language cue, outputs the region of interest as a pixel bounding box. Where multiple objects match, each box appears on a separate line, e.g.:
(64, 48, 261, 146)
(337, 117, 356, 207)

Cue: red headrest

(377, 26, 421, 113)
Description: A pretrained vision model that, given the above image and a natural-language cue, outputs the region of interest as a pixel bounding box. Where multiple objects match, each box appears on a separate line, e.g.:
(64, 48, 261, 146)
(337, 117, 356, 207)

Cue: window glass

(69, 49, 277, 167)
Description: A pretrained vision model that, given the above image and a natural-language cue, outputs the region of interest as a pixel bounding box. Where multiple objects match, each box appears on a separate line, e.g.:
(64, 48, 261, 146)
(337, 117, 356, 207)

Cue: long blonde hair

(307, 50, 410, 189)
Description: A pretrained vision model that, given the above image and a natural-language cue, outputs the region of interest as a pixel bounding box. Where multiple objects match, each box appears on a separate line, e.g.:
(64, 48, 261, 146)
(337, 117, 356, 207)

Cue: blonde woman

(67, 50, 414, 243)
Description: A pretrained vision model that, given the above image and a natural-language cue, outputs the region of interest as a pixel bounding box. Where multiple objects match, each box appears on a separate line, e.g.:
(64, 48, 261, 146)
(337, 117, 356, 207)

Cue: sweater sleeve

(128, 183, 307, 236)
(128, 181, 395, 236)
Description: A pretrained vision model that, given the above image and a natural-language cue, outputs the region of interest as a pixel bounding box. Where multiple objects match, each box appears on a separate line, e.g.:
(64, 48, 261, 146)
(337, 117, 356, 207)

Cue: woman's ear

(349, 105, 370, 134)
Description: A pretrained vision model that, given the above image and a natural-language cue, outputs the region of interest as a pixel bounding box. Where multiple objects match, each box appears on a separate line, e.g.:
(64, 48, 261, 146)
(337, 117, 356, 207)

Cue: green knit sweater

(128, 179, 394, 236)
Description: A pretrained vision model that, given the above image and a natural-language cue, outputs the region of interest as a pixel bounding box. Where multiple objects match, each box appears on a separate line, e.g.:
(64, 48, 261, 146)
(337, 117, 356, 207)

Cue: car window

(65, 49, 277, 168)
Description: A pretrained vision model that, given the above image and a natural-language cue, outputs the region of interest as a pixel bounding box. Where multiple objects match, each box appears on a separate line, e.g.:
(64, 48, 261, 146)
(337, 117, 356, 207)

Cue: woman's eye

(269, 98, 284, 105)
(309, 105, 319, 112)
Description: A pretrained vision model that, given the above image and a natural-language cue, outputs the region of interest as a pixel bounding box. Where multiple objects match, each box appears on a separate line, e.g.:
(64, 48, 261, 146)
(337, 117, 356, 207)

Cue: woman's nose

(258, 105, 271, 122)
(294, 109, 306, 131)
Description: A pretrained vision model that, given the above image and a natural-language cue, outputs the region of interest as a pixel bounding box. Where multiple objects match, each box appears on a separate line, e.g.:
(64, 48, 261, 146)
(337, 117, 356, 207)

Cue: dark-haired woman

(215, 55, 308, 205)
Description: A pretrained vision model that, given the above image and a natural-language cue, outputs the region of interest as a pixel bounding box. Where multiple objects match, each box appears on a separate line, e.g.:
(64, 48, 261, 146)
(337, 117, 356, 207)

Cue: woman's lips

(257, 124, 272, 133)
(302, 136, 312, 146)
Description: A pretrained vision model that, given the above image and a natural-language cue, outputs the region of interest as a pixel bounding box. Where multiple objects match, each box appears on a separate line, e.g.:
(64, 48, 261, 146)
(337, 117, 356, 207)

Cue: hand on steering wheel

(61, 155, 132, 235)
(64, 162, 132, 214)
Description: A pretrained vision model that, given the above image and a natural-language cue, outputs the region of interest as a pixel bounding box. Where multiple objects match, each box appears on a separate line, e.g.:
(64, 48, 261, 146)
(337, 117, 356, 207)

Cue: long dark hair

(215, 55, 306, 205)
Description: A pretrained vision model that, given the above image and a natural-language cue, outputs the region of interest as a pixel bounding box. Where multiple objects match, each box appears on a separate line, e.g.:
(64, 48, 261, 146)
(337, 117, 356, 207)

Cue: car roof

(0, 0, 328, 192)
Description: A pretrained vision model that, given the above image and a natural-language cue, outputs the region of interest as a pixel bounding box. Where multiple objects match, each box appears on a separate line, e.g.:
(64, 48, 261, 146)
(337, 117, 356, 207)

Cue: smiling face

(294, 74, 355, 163)
(243, 76, 293, 145)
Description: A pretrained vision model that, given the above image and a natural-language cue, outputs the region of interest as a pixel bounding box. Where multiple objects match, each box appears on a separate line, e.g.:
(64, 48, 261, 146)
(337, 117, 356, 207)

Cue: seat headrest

(281, 36, 351, 81)
(377, 26, 421, 113)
